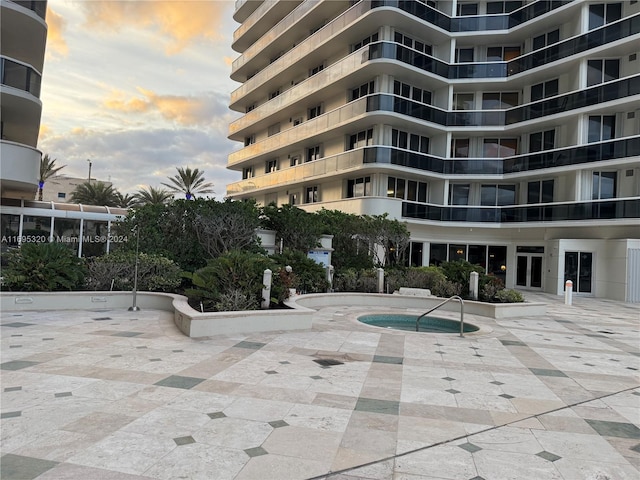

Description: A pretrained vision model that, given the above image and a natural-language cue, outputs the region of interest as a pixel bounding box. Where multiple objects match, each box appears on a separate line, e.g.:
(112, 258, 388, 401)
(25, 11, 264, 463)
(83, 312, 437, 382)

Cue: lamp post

(128, 224, 141, 311)
(87, 159, 92, 183)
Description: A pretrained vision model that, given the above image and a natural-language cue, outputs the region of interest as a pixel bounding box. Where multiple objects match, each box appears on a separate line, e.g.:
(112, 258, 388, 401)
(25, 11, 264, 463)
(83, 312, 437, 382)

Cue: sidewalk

(1, 293, 638, 479)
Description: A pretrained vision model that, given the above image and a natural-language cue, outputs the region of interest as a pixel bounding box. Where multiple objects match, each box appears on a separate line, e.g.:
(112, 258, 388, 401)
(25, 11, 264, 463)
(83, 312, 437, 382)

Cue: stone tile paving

(1, 294, 638, 479)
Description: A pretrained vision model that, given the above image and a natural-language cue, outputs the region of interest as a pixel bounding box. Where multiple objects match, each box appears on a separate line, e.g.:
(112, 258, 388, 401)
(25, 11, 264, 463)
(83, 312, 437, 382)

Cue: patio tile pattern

(1, 293, 638, 479)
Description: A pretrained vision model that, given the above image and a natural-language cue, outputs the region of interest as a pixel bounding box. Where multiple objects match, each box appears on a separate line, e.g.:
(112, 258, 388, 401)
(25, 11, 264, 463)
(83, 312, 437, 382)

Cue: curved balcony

(365, 137, 640, 176)
(370, 15, 640, 80)
(373, 0, 574, 32)
(367, 76, 640, 128)
(1, 56, 42, 98)
(227, 150, 366, 196)
(0, 140, 40, 193)
(1, 81, 42, 147)
(402, 198, 640, 224)
(1, 0, 47, 72)
(233, 0, 262, 23)
(233, 1, 302, 53)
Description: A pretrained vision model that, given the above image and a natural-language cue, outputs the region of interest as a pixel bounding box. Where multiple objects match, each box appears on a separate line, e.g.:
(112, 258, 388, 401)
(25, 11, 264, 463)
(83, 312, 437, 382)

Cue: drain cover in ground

(313, 358, 344, 366)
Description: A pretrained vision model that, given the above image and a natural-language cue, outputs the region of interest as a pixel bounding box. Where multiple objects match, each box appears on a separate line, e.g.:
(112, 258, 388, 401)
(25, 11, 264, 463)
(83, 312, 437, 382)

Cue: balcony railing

(402, 198, 640, 223)
(7, 0, 47, 20)
(0, 56, 42, 98)
(373, 0, 573, 32)
(370, 15, 640, 79)
(364, 137, 640, 175)
(366, 76, 640, 127)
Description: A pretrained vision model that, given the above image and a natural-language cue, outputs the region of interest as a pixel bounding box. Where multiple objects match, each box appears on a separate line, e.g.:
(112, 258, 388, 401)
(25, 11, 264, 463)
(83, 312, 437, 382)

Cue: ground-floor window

(429, 242, 507, 283)
(564, 251, 593, 293)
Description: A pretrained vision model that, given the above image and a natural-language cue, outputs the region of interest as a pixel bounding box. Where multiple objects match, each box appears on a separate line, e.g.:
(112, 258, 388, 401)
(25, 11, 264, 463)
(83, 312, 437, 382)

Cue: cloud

(80, 1, 231, 55)
(45, 6, 68, 59)
(102, 88, 232, 127)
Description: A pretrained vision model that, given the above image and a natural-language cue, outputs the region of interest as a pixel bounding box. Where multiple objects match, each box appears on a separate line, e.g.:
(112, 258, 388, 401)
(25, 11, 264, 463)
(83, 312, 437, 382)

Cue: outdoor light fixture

(500, 265, 506, 271)
(456, 248, 464, 255)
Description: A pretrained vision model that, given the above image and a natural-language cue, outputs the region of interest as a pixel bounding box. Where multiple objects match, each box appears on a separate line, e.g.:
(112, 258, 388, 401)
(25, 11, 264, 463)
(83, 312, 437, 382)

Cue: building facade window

(588, 3, 622, 30)
(393, 80, 432, 104)
(392, 129, 429, 153)
(242, 166, 254, 179)
(527, 180, 554, 204)
(481, 184, 516, 206)
(269, 89, 280, 99)
(309, 63, 324, 76)
(244, 135, 255, 146)
(306, 145, 322, 162)
(486, 46, 520, 62)
(352, 33, 379, 52)
(289, 192, 299, 205)
(529, 130, 555, 152)
(457, 3, 478, 16)
(482, 92, 518, 109)
(388, 177, 427, 203)
(531, 79, 558, 101)
(452, 138, 470, 158)
(455, 48, 474, 63)
(592, 171, 617, 199)
(290, 155, 302, 167)
(588, 115, 616, 143)
(347, 176, 371, 198)
(350, 81, 375, 101)
(348, 129, 374, 150)
(308, 105, 323, 120)
(486, 1, 522, 14)
(454, 93, 474, 110)
(265, 159, 278, 174)
(483, 138, 518, 157)
(394, 32, 432, 55)
(532, 29, 560, 50)
(267, 123, 280, 136)
(449, 184, 470, 205)
(305, 185, 319, 203)
(587, 59, 619, 86)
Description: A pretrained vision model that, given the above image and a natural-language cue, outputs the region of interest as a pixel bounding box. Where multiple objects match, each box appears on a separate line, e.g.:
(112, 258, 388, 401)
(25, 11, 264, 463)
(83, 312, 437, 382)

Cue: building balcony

(0, 140, 40, 195)
(366, 137, 640, 176)
(227, 150, 365, 196)
(233, 0, 262, 24)
(232, 0, 302, 53)
(370, 14, 640, 81)
(1, 0, 47, 72)
(374, 0, 574, 33)
(402, 198, 640, 224)
(1, 81, 42, 147)
(367, 76, 640, 128)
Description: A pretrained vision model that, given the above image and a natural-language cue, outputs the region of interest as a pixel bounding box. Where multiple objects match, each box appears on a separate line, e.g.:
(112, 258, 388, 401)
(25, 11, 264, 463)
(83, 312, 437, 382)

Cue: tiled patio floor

(1, 293, 638, 479)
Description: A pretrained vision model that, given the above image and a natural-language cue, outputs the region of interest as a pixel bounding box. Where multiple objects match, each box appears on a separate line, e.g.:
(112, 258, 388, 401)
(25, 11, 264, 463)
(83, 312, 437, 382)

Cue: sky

(38, 0, 242, 199)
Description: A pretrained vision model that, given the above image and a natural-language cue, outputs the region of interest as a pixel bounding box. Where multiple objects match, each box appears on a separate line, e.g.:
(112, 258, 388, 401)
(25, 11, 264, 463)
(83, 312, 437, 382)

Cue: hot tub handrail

(416, 295, 465, 337)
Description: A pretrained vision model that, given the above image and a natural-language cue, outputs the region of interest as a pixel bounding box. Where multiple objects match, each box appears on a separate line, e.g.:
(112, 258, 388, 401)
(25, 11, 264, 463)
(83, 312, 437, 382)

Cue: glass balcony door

(564, 252, 593, 294)
(516, 254, 543, 289)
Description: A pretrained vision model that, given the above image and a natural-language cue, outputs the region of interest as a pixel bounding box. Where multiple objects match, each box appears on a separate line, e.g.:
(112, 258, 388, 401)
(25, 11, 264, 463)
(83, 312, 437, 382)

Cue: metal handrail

(416, 295, 465, 337)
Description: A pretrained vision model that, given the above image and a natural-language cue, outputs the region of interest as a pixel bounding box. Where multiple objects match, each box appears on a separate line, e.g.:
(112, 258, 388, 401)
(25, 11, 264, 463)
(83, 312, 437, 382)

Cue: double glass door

(564, 252, 593, 293)
(516, 254, 543, 289)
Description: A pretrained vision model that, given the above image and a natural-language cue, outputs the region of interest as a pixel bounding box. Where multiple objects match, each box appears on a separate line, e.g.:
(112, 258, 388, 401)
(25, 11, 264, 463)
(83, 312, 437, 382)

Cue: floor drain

(313, 359, 344, 367)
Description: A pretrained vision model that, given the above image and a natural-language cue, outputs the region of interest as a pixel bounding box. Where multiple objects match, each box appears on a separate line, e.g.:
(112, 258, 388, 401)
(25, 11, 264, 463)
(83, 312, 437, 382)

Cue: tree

(358, 214, 410, 266)
(115, 192, 137, 209)
(70, 181, 120, 206)
(315, 209, 374, 270)
(38, 154, 66, 201)
(259, 203, 323, 253)
(134, 186, 174, 206)
(162, 166, 214, 200)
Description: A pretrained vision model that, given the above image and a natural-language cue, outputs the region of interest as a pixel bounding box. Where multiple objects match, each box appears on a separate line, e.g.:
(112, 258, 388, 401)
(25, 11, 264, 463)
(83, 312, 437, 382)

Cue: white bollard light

(469, 271, 479, 301)
(261, 269, 272, 309)
(564, 279, 573, 306)
(377, 267, 385, 293)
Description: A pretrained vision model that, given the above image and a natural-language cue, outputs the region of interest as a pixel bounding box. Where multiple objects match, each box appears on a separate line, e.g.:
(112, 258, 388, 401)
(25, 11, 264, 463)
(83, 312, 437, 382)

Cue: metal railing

(416, 295, 465, 337)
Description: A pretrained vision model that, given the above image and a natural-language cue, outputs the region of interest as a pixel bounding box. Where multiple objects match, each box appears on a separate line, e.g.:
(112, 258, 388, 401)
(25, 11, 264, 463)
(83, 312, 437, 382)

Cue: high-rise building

(1, 0, 47, 200)
(227, 0, 640, 301)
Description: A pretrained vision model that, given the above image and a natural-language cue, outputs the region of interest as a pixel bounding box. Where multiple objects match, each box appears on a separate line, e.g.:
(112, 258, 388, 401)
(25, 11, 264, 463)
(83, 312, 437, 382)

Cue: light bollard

(377, 267, 384, 293)
(469, 271, 479, 301)
(261, 269, 272, 309)
(128, 225, 140, 312)
(565, 280, 573, 305)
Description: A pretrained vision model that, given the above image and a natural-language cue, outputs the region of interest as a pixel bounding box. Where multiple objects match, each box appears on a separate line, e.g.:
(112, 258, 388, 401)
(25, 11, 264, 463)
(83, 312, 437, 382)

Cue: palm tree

(133, 186, 174, 206)
(70, 181, 120, 206)
(38, 154, 66, 201)
(162, 166, 214, 200)
(115, 192, 137, 209)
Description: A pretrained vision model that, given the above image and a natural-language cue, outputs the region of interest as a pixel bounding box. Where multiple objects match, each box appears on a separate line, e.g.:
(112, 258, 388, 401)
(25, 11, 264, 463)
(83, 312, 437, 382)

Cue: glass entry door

(564, 252, 593, 293)
(516, 254, 543, 289)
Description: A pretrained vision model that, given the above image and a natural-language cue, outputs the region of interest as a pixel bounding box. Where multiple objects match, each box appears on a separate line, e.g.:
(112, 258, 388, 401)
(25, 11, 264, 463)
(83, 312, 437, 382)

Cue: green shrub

(431, 278, 463, 298)
(479, 275, 505, 302)
(386, 266, 446, 293)
(494, 289, 525, 303)
(85, 251, 181, 292)
(270, 250, 329, 294)
(185, 250, 273, 311)
(2, 242, 86, 291)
